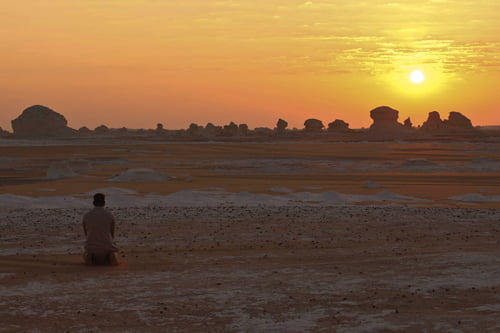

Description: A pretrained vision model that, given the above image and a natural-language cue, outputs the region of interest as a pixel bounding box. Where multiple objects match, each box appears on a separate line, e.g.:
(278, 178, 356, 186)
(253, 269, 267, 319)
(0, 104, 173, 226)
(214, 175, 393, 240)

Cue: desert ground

(1, 139, 499, 332)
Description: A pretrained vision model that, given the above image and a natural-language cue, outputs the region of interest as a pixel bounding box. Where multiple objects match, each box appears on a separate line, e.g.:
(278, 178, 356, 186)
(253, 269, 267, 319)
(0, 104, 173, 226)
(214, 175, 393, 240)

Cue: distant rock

(238, 123, 249, 135)
(11, 105, 76, 138)
(117, 127, 128, 135)
(369, 106, 404, 131)
(421, 111, 474, 132)
(223, 122, 239, 136)
(254, 127, 273, 136)
(155, 123, 167, 135)
(78, 126, 91, 135)
(0, 127, 11, 138)
(188, 123, 200, 136)
(366, 106, 415, 139)
(421, 111, 444, 131)
(204, 123, 221, 136)
(304, 119, 324, 133)
(94, 125, 110, 134)
(327, 119, 349, 132)
(275, 118, 288, 134)
(46, 162, 79, 179)
(445, 111, 473, 129)
(109, 168, 173, 182)
(403, 117, 413, 129)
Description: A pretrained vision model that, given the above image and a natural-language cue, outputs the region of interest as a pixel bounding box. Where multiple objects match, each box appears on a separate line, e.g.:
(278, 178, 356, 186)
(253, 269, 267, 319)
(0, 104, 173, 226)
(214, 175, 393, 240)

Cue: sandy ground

(1, 140, 500, 332)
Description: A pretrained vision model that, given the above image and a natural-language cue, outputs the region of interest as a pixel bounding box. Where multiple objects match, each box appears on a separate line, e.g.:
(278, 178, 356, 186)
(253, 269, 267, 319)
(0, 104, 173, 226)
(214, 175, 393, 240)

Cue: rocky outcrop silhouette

(188, 123, 200, 136)
(445, 112, 473, 129)
(421, 111, 444, 131)
(204, 123, 222, 137)
(239, 124, 249, 135)
(11, 105, 76, 138)
(155, 123, 167, 135)
(223, 122, 239, 136)
(403, 117, 413, 129)
(275, 119, 288, 134)
(327, 119, 349, 132)
(304, 119, 324, 133)
(369, 106, 404, 131)
(367, 106, 414, 139)
(78, 126, 91, 135)
(0, 127, 11, 138)
(421, 111, 474, 132)
(94, 125, 110, 134)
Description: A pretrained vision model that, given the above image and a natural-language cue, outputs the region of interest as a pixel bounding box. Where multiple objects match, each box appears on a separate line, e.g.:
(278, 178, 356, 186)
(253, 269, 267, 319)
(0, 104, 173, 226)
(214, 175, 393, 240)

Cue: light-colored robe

(83, 207, 119, 255)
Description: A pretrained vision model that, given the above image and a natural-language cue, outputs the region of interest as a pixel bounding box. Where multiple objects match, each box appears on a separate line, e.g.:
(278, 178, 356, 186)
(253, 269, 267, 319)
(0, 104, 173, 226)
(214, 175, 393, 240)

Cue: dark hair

(93, 193, 105, 207)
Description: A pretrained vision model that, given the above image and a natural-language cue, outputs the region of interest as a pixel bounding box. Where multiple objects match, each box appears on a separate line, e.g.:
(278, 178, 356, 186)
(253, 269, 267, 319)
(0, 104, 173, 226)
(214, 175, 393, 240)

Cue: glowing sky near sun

(1, 0, 499, 130)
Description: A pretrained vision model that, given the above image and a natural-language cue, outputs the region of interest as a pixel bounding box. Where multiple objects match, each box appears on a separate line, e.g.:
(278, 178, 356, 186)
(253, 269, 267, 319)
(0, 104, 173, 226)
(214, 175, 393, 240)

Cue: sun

(410, 70, 425, 84)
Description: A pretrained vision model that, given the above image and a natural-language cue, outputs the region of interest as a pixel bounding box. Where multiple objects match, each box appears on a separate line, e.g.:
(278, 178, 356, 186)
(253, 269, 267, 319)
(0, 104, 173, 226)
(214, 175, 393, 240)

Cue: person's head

(93, 193, 106, 207)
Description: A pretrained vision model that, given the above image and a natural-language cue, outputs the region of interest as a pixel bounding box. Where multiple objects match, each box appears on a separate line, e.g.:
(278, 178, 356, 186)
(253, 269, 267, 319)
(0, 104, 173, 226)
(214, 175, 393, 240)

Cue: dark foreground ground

(1, 205, 500, 332)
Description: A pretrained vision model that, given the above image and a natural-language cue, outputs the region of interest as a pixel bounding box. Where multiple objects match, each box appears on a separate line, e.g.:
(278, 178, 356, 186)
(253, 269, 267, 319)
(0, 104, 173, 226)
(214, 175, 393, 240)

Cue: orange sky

(1, 0, 499, 130)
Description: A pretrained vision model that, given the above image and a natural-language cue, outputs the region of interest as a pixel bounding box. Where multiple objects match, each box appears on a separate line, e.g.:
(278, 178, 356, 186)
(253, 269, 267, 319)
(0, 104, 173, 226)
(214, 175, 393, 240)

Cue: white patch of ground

(270, 186, 294, 193)
(0, 188, 428, 209)
(302, 186, 323, 190)
(397, 158, 445, 172)
(449, 193, 500, 203)
(386, 253, 500, 293)
(80, 188, 139, 196)
(363, 181, 384, 189)
(464, 157, 500, 172)
(46, 162, 79, 179)
(108, 168, 173, 182)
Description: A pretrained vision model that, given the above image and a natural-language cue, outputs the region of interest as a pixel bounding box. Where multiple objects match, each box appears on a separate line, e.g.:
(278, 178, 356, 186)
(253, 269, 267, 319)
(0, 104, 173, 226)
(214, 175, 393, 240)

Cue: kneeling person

(83, 193, 119, 265)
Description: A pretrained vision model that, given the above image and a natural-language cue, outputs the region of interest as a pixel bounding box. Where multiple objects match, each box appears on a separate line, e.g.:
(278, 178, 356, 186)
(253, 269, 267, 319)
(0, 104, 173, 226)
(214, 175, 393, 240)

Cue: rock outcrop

(304, 119, 324, 133)
(223, 122, 239, 136)
(78, 126, 91, 135)
(421, 111, 444, 131)
(94, 125, 110, 134)
(327, 119, 349, 132)
(445, 112, 473, 129)
(403, 117, 413, 129)
(369, 106, 404, 132)
(421, 111, 474, 132)
(0, 127, 11, 138)
(275, 118, 288, 133)
(11, 105, 76, 138)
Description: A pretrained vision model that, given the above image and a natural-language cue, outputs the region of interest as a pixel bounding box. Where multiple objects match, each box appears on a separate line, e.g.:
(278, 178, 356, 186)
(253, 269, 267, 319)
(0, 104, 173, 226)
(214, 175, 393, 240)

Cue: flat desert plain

(1, 140, 500, 332)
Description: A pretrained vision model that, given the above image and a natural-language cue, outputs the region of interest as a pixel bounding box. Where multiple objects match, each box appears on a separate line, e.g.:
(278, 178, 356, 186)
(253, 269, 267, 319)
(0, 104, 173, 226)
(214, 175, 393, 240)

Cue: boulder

(327, 119, 349, 132)
(11, 105, 76, 138)
(304, 119, 324, 133)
